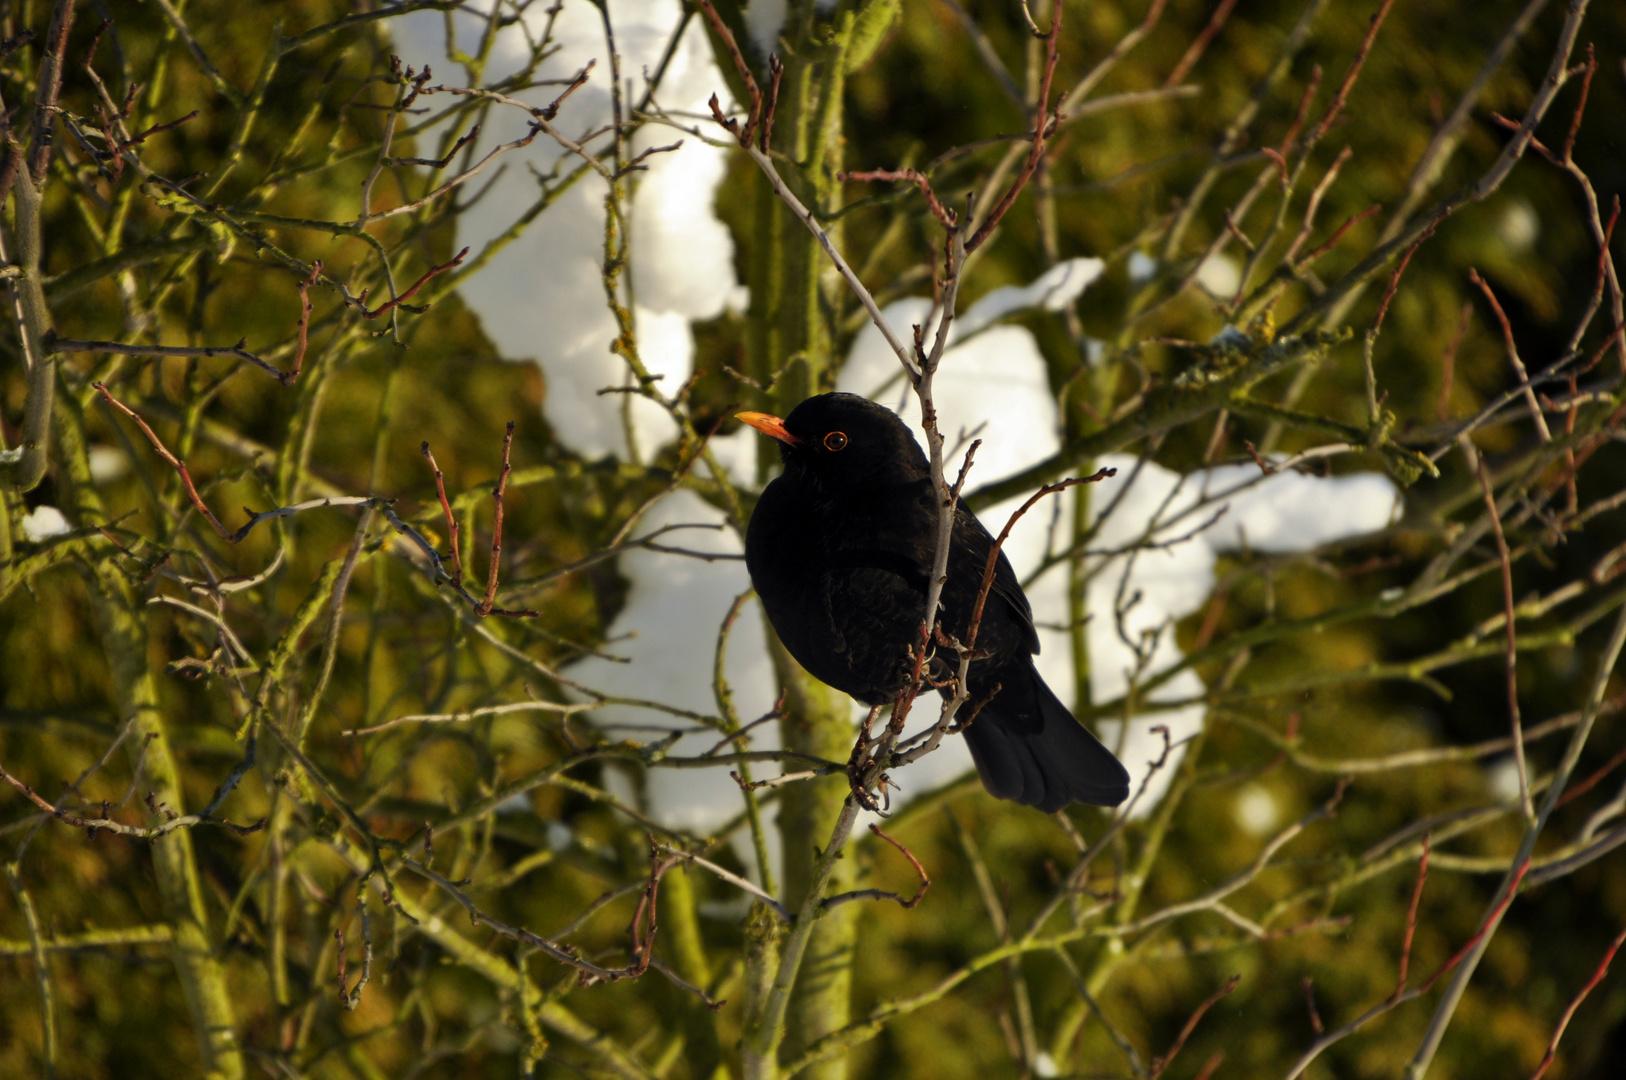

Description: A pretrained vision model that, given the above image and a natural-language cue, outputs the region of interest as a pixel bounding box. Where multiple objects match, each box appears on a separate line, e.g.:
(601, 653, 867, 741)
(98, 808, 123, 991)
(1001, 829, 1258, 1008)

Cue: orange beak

(735, 410, 801, 446)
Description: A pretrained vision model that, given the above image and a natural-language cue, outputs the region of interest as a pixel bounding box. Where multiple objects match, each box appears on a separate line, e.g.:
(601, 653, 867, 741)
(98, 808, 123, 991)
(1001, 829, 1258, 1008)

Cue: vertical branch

(5, 862, 56, 1079)
(1476, 457, 1534, 822)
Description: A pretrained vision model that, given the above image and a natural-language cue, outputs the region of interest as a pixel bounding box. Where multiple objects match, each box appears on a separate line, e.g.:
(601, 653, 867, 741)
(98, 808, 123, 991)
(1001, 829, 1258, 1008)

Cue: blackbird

(739, 392, 1130, 812)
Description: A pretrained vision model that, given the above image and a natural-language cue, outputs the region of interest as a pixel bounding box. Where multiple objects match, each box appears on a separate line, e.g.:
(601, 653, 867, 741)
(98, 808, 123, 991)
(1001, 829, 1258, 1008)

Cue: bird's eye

(823, 431, 849, 451)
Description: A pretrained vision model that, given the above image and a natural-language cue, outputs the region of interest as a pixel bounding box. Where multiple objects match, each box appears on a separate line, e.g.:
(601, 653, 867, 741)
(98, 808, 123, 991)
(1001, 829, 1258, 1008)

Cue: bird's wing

(952, 504, 1040, 655)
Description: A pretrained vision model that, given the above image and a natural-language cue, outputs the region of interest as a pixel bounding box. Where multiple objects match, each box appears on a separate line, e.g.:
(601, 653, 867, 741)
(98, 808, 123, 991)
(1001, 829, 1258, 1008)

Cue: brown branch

(0, 758, 265, 838)
(389, 124, 480, 169)
(55, 335, 289, 384)
(1555, 742, 1626, 808)
(761, 52, 782, 152)
(27, 0, 75, 185)
(1278, 64, 1325, 159)
(1282, 145, 1351, 265)
(693, 0, 764, 147)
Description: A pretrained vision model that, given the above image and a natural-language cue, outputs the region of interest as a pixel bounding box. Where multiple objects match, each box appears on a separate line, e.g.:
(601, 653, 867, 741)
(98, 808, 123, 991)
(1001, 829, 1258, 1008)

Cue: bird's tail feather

(962, 674, 1130, 812)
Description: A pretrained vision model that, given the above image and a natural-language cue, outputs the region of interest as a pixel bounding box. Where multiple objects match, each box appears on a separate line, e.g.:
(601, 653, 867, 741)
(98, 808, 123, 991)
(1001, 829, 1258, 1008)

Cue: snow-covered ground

(394, 2, 1398, 847)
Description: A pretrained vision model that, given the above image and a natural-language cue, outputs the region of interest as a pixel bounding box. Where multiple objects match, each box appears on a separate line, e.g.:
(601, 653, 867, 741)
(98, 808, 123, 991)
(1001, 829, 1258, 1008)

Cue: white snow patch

(566, 489, 780, 839)
(393, 1, 739, 459)
(956, 257, 1104, 338)
(21, 505, 70, 541)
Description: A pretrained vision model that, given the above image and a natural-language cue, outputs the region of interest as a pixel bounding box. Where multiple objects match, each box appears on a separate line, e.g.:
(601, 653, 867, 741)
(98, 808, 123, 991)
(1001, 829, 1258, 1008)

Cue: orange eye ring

(823, 431, 849, 451)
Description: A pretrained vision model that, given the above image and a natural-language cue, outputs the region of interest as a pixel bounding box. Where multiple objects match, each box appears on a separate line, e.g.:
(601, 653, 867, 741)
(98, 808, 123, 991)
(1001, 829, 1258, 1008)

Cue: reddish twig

(965, 2, 1063, 253)
(475, 421, 524, 617)
(762, 53, 783, 152)
(1530, 919, 1626, 1080)
(1470, 268, 1552, 441)
(967, 468, 1116, 654)
(1391, 833, 1431, 1001)
(623, 838, 672, 980)
(356, 247, 468, 319)
(116, 109, 199, 152)
(1556, 743, 1626, 808)
(840, 168, 958, 231)
(1278, 65, 1324, 160)
(1164, 0, 1240, 87)
(287, 261, 321, 384)
(868, 823, 931, 908)
(694, 0, 766, 148)
(1305, 0, 1398, 147)
(1371, 214, 1440, 336)
(1418, 858, 1530, 993)
(1298, 204, 1380, 266)
(1576, 195, 1621, 377)
(93, 381, 234, 541)
(1437, 302, 1471, 421)
(1283, 145, 1352, 266)
(421, 441, 463, 587)
(1559, 44, 1595, 165)
(1302, 975, 1325, 1034)
(1147, 974, 1241, 1080)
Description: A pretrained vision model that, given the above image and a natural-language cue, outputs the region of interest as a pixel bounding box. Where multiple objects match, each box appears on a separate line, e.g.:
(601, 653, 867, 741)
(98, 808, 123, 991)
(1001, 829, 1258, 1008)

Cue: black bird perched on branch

(739, 392, 1130, 812)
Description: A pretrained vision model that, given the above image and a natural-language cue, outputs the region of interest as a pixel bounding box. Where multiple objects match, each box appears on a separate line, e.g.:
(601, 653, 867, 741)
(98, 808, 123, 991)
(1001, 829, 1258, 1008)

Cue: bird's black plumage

(741, 393, 1130, 812)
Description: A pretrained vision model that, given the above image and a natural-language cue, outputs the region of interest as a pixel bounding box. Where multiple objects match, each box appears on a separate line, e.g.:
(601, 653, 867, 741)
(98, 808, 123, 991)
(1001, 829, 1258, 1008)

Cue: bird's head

(737, 392, 929, 491)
